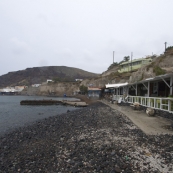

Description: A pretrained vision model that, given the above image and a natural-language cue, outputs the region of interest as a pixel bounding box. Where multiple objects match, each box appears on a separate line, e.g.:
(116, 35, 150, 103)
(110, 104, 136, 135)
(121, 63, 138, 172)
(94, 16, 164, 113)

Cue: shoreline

(0, 102, 173, 172)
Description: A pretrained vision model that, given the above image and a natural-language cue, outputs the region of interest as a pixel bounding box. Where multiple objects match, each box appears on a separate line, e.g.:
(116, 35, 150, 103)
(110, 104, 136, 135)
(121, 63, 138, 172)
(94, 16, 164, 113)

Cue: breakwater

(20, 100, 63, 105)
(20, 100, 88, 107)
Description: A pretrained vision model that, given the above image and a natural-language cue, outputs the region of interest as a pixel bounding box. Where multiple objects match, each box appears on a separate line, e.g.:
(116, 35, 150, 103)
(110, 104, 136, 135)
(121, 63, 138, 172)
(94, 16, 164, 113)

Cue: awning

(129, 73, 173, 86)
(105, 82, 128, 88)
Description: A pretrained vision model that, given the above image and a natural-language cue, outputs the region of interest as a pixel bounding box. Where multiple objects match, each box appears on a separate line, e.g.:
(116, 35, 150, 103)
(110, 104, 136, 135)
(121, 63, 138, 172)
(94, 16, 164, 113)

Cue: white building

(32, 84, 41, 87)
(75, 79, 83, 82)
(47, 79, 54, 83)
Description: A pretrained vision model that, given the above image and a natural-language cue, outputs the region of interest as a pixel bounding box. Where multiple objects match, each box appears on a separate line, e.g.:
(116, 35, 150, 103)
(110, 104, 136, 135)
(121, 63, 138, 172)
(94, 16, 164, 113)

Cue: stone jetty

(20, 100, 62, 105)
(0, 102, 173, 172)
(20, 100, 88, 107)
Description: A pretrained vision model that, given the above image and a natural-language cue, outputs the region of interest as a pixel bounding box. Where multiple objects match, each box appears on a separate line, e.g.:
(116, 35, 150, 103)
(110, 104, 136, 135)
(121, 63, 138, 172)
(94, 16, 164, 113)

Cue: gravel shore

(0, 102, 173, 173)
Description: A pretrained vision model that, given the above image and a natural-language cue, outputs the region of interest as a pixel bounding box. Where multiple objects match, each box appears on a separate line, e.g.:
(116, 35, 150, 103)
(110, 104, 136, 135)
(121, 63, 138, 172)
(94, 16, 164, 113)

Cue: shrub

(166, 46, 173, 51)
(79, 85, 88, 94)
(153, 66, 166, 76)
(107, 62, 118, 70)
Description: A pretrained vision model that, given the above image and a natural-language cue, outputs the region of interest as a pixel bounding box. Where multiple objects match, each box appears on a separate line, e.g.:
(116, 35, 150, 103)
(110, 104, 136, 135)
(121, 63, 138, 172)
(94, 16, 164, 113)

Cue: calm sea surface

(0, 95, 79, 136)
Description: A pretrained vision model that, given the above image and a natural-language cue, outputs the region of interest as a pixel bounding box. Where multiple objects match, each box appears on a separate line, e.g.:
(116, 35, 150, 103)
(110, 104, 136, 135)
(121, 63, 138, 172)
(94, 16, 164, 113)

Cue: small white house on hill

(47, 79, 54, 83)
(75, 79, 83, 82)
(32, 84, 41, 87)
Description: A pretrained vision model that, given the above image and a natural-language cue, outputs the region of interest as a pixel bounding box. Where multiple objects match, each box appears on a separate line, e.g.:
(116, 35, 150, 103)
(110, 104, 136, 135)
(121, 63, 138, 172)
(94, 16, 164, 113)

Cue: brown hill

(0, 66, 99, 87)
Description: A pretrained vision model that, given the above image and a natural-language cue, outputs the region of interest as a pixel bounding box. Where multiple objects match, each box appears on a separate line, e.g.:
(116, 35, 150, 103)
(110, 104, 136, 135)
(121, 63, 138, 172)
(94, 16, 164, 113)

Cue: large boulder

(130, 102, 140, 110)
(146, 107, 155, 116)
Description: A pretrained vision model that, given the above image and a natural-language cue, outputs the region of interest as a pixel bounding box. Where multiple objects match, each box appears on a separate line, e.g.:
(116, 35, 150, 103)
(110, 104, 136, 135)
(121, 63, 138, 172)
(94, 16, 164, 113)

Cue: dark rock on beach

(0, 102, 173, 172)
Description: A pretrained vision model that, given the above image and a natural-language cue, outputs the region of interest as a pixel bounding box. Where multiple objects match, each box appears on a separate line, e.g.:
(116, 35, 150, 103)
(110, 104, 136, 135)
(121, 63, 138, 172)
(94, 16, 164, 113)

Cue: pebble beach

(0, 102, 173, 173)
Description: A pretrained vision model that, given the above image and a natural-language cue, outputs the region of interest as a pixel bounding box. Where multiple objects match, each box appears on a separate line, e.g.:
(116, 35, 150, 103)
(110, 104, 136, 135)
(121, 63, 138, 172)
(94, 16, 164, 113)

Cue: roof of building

(88, 87, 102, 90)
(129, 73, 173, 85)
(106, 82, 128, 88)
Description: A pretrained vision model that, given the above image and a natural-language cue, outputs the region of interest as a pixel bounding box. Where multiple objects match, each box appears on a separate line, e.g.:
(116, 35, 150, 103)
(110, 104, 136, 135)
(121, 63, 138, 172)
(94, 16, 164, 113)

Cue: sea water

(0, 95, 79, 136)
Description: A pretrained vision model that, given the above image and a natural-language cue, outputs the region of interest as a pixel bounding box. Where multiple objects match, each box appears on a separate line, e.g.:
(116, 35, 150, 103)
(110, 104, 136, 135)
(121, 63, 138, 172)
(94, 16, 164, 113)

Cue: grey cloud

(0, 0, 173, 76)
(39, 59, 49, 67)
(38, 14, 47, 22)
(10, 37, 32, 55)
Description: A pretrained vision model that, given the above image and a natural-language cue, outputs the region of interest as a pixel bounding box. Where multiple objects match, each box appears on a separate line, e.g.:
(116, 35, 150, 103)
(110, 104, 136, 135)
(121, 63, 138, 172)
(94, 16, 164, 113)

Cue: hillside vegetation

(0, 66, 99, 88)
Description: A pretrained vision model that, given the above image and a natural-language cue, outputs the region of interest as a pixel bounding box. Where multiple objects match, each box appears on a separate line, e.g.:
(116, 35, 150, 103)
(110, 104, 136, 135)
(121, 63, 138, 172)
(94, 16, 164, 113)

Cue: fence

(112, 94, 173, 113)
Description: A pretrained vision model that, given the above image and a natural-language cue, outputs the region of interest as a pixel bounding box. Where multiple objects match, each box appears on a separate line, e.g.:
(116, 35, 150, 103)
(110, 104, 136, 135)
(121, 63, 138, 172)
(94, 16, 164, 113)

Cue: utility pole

(164, 42, 167, 52)
(131, 52, 133, 72)
(113, 51, 114, 63)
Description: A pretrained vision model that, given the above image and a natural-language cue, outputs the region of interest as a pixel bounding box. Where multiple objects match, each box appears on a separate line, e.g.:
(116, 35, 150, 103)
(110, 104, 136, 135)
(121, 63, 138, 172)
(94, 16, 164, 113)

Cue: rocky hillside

(0, 66, 99, 88)
(21, 82, 80, 96)
(129, 53, 173, 83)
(1, 48, 172, 95)
(11, 49, 173, 96)
(82, 47, 173, 87)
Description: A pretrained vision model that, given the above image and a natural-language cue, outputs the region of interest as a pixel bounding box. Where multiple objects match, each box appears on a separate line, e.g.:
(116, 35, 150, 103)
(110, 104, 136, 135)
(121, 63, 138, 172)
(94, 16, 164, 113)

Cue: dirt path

(101, 100, 173, 135)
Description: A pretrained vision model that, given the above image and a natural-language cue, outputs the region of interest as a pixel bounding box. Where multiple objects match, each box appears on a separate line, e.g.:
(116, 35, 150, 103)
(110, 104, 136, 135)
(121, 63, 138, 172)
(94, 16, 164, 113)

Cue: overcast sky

(0, 0, 173, 76)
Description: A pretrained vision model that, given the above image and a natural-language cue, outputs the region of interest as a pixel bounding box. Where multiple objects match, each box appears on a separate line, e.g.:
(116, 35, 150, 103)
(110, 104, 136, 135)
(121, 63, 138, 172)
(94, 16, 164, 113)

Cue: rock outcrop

(22, 82, 80, 96)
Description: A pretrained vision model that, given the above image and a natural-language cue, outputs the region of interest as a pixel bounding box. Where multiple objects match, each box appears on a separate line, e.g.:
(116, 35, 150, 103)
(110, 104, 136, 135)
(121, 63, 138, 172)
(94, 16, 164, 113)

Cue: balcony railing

(112, 95, 173, 113)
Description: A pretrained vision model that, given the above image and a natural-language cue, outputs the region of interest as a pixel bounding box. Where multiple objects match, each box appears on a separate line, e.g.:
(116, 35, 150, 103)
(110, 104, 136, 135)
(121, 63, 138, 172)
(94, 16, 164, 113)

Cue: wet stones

(0, 102, 173, 172)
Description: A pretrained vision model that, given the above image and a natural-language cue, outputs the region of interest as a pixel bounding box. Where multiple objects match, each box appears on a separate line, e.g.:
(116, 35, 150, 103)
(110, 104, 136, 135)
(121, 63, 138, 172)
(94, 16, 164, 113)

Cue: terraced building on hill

(118, 58, 152, 73)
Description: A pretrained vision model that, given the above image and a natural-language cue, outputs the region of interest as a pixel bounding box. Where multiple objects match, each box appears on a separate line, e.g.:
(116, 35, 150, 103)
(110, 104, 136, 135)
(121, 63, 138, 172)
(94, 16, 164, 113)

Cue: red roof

(88, 87, 101, 90)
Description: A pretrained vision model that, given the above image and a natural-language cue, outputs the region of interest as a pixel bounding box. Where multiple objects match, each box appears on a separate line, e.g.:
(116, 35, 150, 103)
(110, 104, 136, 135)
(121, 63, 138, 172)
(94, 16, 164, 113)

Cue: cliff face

(38, 82, 80, 96)
(22, 82, 80, 96)
(129, 54, 173, 83)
